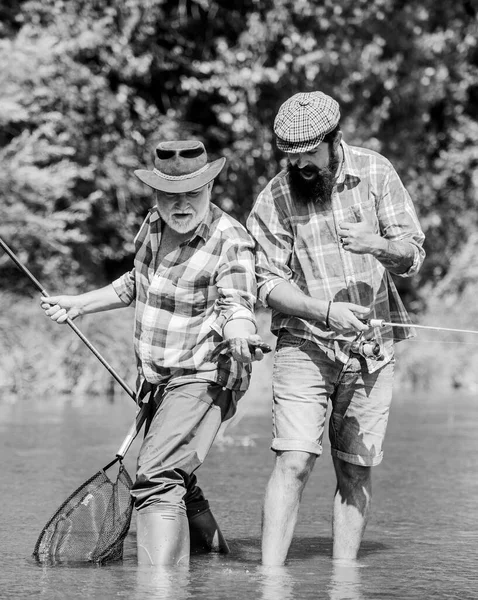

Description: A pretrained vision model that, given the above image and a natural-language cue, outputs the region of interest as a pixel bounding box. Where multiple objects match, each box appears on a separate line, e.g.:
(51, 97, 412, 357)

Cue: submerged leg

(133, 381, 238, 565)
(262, 450, 316, 565)
(332, 457, 372, 559)
(185, 476, 229, 554)
(187, 501, 230, 554)
(136, 505, 190, 566)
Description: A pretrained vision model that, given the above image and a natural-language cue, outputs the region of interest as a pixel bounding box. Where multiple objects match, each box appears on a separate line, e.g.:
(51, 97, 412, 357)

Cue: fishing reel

(350, 333, 384, 360)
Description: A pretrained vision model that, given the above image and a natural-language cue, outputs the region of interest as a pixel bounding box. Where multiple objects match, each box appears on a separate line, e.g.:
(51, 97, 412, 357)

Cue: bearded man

(41, 140, 266, 567)
(246, 92, 425, 565)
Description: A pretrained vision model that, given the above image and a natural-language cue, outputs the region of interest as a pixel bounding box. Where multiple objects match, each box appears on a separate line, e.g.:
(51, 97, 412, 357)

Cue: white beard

(157, 202, 210, 234)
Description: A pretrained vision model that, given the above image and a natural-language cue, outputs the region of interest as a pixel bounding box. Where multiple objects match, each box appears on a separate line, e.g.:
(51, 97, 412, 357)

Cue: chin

(168, 216, 198, 233)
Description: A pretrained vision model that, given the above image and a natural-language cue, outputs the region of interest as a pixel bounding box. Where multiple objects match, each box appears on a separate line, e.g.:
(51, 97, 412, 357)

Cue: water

(1, 390, 477, 599)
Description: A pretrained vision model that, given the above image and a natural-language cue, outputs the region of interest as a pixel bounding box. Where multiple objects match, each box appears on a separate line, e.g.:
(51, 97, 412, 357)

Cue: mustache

(288, 163, 323, 179)
(288, 160, 335, 173)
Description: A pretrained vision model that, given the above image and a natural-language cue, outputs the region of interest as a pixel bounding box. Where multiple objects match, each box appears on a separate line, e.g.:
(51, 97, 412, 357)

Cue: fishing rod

(368, 319, 478, 336)
(352, 318, 478, 360)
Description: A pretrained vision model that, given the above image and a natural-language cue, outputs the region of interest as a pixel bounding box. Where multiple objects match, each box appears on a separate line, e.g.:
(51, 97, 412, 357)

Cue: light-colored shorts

(272, 331, 395, 466)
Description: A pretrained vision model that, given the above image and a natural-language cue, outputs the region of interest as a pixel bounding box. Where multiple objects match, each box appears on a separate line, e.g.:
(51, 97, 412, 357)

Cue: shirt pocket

(340, 197, 380, 234)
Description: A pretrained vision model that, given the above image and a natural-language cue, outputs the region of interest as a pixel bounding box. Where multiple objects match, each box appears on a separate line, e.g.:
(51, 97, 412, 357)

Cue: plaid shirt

(113, 203, 257, 396)
(247, 142, 425, 373)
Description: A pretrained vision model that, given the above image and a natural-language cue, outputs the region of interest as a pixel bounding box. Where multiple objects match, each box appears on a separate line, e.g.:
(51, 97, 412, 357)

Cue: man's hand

(337, 214, 380, 255)
(327, 302, 370, 334)
(40, 295, 83, 324)
(209, 334, 271, 364)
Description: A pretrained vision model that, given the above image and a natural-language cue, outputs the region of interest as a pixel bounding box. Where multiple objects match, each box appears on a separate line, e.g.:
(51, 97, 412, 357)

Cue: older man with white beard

(247, 91, 425, 565)
(41, 140, 266, 567)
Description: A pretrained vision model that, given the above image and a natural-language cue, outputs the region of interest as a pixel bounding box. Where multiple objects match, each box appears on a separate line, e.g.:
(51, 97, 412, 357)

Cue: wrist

(223, 317, 257, 339)
(369, 235, 387, 257)
(76, 293, 91, 316)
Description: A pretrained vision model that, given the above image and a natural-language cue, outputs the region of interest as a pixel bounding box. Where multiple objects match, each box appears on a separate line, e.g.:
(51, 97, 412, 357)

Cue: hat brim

(134, 157, 226, 193)
(276, 135, 325, 154)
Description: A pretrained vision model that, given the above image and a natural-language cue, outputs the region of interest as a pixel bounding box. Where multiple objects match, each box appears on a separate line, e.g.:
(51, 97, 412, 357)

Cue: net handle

(116, 402, 149, 460)
(0, 236, 136, 401)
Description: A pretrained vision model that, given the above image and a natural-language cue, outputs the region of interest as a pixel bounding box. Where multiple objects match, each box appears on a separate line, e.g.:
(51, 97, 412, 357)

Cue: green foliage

(0, 0, 477, 297)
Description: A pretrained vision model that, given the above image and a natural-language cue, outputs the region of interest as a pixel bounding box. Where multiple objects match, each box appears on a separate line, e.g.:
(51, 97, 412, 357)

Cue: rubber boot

(136, 505, 190, 566)
(188, 506, 230, 554)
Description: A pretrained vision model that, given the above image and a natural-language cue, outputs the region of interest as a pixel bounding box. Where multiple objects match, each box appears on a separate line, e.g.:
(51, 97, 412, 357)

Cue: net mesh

(33, 464, 134, 565)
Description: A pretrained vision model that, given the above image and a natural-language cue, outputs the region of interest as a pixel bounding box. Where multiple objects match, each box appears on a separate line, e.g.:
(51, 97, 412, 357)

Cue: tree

(1, 0, 477, 302)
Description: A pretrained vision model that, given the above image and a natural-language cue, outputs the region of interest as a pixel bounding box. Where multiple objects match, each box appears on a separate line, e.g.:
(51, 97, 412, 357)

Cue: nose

(289, 153, 307, 168)
(174, 194, 189, 209)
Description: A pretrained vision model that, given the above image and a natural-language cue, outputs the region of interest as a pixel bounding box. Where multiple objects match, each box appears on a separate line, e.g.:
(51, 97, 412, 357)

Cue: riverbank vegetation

(1, 0, 477, 399)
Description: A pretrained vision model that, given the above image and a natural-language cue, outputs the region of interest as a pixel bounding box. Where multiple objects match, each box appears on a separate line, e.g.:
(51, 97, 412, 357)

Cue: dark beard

(287, 147, 340, 207)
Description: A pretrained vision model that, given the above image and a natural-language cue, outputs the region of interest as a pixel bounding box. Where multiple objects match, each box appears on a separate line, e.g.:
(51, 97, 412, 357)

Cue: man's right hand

(40, 295, 83, 324)
(326, 302, 370, 333)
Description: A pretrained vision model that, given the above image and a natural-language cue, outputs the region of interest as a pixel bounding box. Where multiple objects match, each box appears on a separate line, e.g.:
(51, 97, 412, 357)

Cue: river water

(1, 388, 477, 599)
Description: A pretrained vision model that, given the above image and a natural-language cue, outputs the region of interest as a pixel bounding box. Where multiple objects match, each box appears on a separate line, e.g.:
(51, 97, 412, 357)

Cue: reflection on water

(1, 393, 478, 599)
(257, 565, 295, 600)
(328, 559, 363, 600)
(135, 565, 192, 600)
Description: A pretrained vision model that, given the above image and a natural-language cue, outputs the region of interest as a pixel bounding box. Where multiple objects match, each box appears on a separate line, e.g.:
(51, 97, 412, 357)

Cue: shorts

(271, 332, 395, 466)
(131, 378, 240, 511)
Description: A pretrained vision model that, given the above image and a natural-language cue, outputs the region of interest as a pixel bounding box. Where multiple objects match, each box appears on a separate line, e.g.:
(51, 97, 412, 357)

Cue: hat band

(153, 164, 209, 181)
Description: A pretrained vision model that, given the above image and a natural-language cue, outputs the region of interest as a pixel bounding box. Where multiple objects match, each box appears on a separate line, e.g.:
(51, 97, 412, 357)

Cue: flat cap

(274, 91, 340, 153)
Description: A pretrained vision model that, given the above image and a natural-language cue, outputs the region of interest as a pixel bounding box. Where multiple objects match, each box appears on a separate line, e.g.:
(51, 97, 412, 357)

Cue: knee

(335, 459, 371, 488)
(275, 451, 316, 483)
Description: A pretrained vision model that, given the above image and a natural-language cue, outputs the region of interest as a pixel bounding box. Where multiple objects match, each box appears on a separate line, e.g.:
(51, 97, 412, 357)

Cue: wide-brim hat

(135, 140, 226, 193)
(274, 91, 340, 153)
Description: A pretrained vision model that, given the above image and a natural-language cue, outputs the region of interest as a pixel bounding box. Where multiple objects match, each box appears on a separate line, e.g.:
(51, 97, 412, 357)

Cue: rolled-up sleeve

(112, 269, 136, 305)
(378, 166, 426, 277)
(211, 231, 257, 336)
(246, 185, 294, 307)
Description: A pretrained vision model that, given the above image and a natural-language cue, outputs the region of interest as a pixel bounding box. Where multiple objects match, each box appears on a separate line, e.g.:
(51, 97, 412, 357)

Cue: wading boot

(187, 504, 230, 554)
(136, 505, 190, 566)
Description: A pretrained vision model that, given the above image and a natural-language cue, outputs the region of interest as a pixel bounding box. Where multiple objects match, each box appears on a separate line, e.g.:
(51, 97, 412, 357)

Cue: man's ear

(334, 131, 343, 150)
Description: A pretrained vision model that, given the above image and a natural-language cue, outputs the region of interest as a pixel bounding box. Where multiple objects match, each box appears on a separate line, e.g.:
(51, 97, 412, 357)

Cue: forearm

(370, 237, 415, 274)
(76, 284, 127, 315)
(267, 281, 328, 325)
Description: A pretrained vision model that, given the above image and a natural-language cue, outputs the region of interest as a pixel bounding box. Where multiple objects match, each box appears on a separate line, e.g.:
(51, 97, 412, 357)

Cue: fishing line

(380, 336, 478, 346)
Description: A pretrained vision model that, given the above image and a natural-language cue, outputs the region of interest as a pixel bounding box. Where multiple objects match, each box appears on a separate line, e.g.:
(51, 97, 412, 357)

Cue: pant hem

(271, 438, 323, 456)
(332, 448, 384, 467)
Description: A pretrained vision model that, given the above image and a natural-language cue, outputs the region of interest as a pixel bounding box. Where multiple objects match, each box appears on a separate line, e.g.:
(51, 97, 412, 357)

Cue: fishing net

(33, 463, 134, 565)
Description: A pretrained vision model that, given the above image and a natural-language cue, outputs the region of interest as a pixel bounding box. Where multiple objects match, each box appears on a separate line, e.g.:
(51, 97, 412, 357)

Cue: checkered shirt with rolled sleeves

(246, 142, 426, 374)
(112, 203, 257, 398)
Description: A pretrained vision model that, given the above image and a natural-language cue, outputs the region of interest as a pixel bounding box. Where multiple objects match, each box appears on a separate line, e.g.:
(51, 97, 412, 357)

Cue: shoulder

(344, 142, 396, 175)
(259, 169, 290, 199)
(133, 207, 157, 245)
(209, 204, 253, 245)
(252, 169, 292, 215)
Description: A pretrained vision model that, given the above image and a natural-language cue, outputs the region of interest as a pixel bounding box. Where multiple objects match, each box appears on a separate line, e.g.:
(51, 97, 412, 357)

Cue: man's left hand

(338, 218, 381, 255)
(209, 334, 270, 363)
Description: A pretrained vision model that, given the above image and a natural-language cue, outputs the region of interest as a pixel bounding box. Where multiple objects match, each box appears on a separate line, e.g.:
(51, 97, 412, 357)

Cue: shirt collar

(336, 141, 361, 186)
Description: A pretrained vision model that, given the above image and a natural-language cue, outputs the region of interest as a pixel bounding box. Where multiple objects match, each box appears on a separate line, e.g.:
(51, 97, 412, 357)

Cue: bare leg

(261, 451, 316, 565)
(332, 457, 372, 559)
